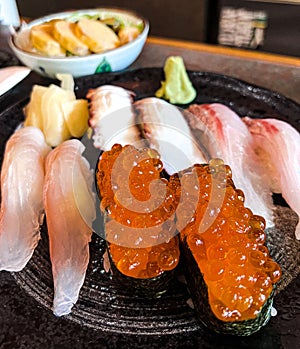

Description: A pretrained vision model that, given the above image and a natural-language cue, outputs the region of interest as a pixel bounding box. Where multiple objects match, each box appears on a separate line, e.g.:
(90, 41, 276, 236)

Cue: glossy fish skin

(186, 103, 274, 227)
(244, 117, 300, 239)
(0, 127, 50, 271)
(43, 139, 95, 316)
(134, 97, 207, 175)
(86, 85, 140, 150)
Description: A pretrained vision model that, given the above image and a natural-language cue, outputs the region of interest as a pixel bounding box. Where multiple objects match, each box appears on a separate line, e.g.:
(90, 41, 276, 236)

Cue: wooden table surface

(132, 37, 300, 104)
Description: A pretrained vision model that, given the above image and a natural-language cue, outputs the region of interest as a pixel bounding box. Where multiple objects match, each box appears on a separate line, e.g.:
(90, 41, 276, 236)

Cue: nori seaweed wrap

(95, 143, 181, 297)
(181, 237, 275, 335)
(176, 159, 281, 335)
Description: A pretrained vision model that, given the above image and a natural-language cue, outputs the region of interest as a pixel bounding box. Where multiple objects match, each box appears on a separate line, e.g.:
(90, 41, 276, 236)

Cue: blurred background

(14, 0, 300, 57)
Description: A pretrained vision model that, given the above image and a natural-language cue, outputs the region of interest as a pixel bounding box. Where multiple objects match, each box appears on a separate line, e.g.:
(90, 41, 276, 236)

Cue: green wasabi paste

(155, 56, 196, 104)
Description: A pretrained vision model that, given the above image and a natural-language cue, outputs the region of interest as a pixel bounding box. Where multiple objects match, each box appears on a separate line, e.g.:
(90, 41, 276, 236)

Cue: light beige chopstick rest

(0, 66, 31, 97)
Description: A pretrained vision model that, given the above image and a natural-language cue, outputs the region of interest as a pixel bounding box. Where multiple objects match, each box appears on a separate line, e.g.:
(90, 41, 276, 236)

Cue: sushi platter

(0, 68, 299, 342)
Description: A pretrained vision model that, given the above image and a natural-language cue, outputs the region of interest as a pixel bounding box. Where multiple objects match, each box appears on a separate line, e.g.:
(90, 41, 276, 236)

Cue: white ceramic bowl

(10, 8, 149, 78)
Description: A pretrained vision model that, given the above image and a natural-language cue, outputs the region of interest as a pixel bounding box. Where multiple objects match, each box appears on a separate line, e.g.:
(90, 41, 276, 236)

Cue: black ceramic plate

(0, 68, 299, 338)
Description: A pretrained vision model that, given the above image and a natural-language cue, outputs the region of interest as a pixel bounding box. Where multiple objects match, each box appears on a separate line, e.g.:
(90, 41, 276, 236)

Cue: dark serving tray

(0, 68, 299, 348)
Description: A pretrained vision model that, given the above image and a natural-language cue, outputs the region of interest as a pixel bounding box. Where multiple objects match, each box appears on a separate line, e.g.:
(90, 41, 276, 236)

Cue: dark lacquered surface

(0, 269, 299, 349)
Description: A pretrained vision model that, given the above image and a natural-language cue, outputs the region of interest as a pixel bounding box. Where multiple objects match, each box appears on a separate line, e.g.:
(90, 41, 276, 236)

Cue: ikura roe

(177, 159, 281, 322)
(96, 144, 180, 279)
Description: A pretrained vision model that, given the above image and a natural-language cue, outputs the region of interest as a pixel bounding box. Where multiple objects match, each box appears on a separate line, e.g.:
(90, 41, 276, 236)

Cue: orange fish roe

(176, 158, 281, 322)
(109, 238, 180, 278)
(96, 144, 180, 279)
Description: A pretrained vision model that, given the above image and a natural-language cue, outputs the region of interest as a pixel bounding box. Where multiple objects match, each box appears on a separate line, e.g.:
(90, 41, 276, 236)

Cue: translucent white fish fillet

(186, 103, 274, 227)
(244, 117, 300, 239)
(43, 139, 96, 316)
(134, 97, 207, 174)
(86, 85, 140, 149)
(0, 126, 50, 271)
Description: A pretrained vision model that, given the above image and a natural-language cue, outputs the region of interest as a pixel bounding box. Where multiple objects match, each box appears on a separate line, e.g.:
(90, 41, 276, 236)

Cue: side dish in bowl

(10, 8, 149, 78)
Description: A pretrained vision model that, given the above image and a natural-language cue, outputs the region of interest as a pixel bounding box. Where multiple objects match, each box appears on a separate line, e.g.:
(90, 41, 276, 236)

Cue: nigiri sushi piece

(0, 127, 50, 271)
(134, 97, 207, 175)
(243, 117, 300, 239)
(186, 103, 274, 227)
(86, 85, 140, 149)
(43, 139, 96, 316)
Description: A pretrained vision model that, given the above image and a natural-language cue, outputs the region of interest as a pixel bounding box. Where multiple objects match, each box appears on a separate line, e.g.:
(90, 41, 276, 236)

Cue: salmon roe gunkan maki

(96, 144, 180, 292)
(96, 142, 281, 330)
(177, 158, 281, 335)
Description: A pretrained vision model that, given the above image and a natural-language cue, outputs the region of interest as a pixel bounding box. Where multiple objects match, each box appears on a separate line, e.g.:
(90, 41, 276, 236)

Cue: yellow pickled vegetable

(30, 22, 66, 56)
(75, 18, 120, 53)
(53, 20, 89, 56)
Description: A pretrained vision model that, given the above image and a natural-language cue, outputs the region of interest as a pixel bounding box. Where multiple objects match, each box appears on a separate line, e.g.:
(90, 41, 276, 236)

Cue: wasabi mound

(155, 56, 196, 104)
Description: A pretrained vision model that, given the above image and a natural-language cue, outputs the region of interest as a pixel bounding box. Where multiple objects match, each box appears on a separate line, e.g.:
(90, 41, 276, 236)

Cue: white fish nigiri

(186, 103, 274, 227)
(0, 126, 50, 271)
(244, 117, 300, 239)
(134, 97, 207, 174)
(43, 139, 96, 316)
(86, 85, 140, 149)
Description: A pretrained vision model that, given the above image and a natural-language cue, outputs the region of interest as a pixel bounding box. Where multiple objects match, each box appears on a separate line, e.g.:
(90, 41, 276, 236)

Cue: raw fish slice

(86, 85, 140, 149)
(134, 97, 207, 174)
(0, 127, 50, 271)
(186, 103, 274, 227)
(44, 139, 96, 316)
(244, 117, 300, 239)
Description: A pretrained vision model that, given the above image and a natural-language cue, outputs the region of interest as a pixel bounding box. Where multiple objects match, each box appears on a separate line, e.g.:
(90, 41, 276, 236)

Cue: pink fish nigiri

(0, 127, 50, 271)
(244, 117, 300, 239)
(43, 139, 96, 316)
(186, 103, 274, 227)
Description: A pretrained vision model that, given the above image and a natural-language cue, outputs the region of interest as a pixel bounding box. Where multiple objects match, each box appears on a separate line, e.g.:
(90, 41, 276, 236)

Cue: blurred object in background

(207, 0, 300, 57)
(15, 0, 299, 57)
(0, 0, 20, 26)
(16, 0, 209, 42)
(0, 0, 20, 68)
(218, 7, 267, 49)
